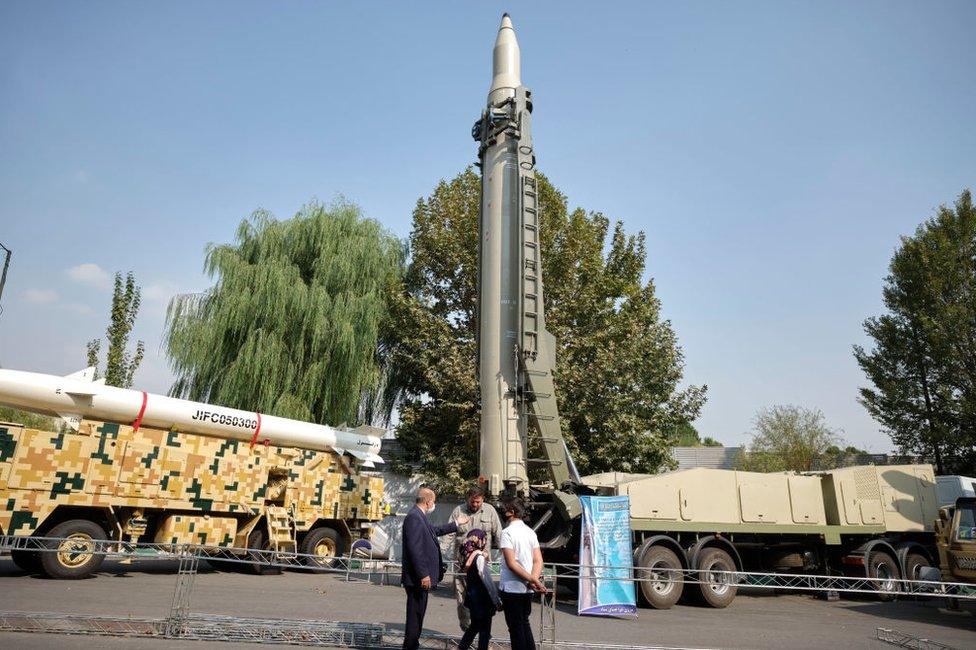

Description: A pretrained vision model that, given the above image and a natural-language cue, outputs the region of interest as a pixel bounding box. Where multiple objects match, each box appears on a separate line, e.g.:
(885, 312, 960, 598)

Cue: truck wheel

(636, 545, 683, 609)
(694, 547, 738, 608)
(904, 553, 930, 582)
(246, 528, 281, 576)
(10, 549, 43, 574)
(39, 519, 106, 579)
(301, 527, 344, 570)
(867, 551, 900, 601)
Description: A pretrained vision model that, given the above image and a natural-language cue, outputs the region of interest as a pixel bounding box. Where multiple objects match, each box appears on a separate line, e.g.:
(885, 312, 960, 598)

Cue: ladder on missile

(265, 505, 297, 556)
(515, 125, 573, 490)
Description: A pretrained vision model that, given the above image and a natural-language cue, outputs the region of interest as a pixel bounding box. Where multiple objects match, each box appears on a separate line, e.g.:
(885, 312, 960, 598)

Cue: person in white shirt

(498, 496, 547, 650)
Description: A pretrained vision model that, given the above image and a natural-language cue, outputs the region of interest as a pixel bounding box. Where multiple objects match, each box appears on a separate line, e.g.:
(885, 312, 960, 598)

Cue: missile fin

(65, 387, 97, 398)
(353, 425, 388, 438)
(64, 367, 97, 382)
(58, 412, 82, 431)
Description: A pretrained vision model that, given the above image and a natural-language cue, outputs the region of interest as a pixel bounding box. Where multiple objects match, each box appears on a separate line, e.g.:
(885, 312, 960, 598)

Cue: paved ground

(1, 558, 974, 649)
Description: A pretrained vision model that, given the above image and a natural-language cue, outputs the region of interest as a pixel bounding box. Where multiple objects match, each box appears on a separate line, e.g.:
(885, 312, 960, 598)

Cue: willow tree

(164, 201, 404, 426)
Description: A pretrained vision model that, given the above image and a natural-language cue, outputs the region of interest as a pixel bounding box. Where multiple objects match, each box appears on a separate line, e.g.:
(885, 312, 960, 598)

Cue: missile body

(0, 368, 384, 464)
(473, 15, 577, 497)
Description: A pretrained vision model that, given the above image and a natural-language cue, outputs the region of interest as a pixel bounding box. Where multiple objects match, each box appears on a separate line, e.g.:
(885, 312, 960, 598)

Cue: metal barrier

(2, 534, 974, 648)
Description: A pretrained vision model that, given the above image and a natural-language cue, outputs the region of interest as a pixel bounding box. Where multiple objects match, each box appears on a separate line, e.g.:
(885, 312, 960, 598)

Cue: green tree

(675, 422, 702, 446)
(674, 422, 723, 447)
(387, 169, 706, 490)
(164, 200, 404, 426)
(86, 271, 145, 388)
(0, 406, 56, 430)
(737, 405, 839, 472)
(854, 190, 976, 475)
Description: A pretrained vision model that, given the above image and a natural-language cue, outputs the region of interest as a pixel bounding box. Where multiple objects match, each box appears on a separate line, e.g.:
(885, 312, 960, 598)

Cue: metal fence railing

(1, 534, 973, 649)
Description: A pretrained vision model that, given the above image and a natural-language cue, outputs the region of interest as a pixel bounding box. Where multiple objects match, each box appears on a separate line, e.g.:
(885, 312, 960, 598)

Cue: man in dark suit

(401, 486, 468, 650)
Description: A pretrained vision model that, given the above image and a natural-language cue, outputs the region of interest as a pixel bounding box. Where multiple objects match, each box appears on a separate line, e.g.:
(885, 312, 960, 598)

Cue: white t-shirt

(498, 519, 540, 593)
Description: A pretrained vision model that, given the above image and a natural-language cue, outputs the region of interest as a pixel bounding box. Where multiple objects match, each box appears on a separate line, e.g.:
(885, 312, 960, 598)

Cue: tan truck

(934, 496, 976, 585)
(584, 464, 938, 608)
(0, 418, 384, 578)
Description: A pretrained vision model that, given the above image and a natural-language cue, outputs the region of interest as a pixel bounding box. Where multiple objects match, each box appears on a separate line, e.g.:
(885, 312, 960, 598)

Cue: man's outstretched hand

(455, 514, 470, 526)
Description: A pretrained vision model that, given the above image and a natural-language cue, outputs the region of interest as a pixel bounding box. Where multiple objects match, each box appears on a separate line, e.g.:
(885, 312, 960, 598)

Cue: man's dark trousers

(500, 591, 534, 650)
(403, 585, 428, 650)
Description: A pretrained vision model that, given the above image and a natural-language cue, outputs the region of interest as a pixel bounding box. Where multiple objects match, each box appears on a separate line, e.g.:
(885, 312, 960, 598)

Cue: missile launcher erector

(473, 15, 580, 503)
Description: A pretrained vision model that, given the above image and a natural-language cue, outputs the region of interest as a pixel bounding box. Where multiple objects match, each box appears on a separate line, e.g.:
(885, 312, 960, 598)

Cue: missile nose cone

(489, 13, 521, 102)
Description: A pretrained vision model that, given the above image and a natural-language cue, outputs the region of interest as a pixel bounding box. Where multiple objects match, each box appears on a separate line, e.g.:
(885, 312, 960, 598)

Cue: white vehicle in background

(937, 476, 976, 507)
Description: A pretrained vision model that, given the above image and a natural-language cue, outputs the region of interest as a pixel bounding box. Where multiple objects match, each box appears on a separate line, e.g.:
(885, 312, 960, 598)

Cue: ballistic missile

(0, 367, 384, 464)
(473, 15, 576, 496)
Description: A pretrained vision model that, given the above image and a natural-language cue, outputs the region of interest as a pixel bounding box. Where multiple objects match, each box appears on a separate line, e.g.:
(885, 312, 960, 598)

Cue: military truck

(583, 464, 938, 609)
(934, 496, 976, 585)
(0, 418, 384, 579)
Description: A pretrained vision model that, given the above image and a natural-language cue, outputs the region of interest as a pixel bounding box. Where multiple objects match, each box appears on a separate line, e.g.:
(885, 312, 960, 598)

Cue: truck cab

(935, 497, 976, 583)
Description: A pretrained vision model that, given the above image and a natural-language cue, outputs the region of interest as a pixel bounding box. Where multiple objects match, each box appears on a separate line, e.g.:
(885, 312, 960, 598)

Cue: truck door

(945, 498, 976, 583)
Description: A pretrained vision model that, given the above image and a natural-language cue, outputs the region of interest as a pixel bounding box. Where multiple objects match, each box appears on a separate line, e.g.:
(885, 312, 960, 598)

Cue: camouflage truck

(0, 418, 384, 578)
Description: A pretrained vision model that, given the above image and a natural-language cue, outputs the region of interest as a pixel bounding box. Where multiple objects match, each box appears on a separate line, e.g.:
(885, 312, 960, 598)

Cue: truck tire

(301, 527, 344, 570)
(246, 528, 281, 576)
(904, 552, 930, 582)
(693, 547, 738, 608)
(867, 550, 900, 601)
(10, 549, 43, 574)
(636, 545, 683, 609)
(39, 519, 106, 579)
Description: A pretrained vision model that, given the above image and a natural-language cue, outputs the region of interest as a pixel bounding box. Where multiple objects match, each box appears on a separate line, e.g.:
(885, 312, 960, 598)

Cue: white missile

(0, 367, 384, 465)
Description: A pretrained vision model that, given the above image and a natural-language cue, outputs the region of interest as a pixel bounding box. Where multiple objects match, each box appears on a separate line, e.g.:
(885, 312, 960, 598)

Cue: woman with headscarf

(457, 528, 501, 650)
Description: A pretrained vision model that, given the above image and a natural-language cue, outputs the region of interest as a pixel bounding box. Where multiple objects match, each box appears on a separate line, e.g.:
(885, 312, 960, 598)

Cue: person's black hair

(465, 485, 485, 500)
(500, 496, 525, 519)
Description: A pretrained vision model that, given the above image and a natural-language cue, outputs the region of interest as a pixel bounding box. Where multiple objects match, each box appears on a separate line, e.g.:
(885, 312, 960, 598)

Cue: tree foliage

(86, 271, 145, 388)
(737, 405, 839, 472)
(854, 190, 975, 475)
(164, 200, 404, 426)
(674, 421, 722, 447)
(387, 169, 706, 491)
(0, 406, 57, 431)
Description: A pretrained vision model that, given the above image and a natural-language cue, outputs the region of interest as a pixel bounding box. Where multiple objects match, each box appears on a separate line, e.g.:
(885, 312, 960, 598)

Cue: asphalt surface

(1, 558, 974, 649)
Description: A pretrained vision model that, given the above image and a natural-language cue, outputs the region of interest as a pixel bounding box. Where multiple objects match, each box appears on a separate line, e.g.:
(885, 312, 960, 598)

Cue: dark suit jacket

(401, 505, 458, 589)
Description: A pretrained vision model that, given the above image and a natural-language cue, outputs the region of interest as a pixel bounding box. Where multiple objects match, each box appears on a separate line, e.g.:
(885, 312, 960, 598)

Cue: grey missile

(473, 14, 579, 498)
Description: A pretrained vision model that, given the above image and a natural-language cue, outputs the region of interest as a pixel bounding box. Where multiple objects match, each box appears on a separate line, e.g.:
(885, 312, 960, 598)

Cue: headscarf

(462, 528, 487, 566)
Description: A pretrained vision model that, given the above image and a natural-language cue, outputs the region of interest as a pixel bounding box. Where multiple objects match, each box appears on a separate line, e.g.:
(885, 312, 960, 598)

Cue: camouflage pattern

(0, 418, 384, 546)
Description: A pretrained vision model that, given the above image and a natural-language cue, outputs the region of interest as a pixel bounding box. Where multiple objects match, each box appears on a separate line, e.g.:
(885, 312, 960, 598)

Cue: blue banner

(577, 495, 637, 617)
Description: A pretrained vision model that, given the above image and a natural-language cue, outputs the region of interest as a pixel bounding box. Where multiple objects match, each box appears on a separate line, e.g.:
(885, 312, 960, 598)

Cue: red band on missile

(249, 412, 262, 449)
(132, 391, 148, 432)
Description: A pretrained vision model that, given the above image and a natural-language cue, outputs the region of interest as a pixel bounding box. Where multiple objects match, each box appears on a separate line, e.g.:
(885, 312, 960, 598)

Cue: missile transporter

(0, 417, 384, 579)
(468, 16, 944, 611)
(583, 464, 939, 608)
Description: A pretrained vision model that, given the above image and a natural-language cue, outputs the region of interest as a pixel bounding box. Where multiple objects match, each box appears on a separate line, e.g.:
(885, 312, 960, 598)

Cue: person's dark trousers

(500, 591, 534, 650)
(403, 586, 429, 650)
(457, 614, 492, 650)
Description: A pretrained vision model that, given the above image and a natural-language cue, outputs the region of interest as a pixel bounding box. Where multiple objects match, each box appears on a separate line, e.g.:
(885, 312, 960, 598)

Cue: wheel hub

(57, 533, 95, 568)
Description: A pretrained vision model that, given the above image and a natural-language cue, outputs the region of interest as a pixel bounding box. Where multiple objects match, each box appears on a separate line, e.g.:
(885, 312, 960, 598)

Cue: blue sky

(1, 2, 973, 451)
